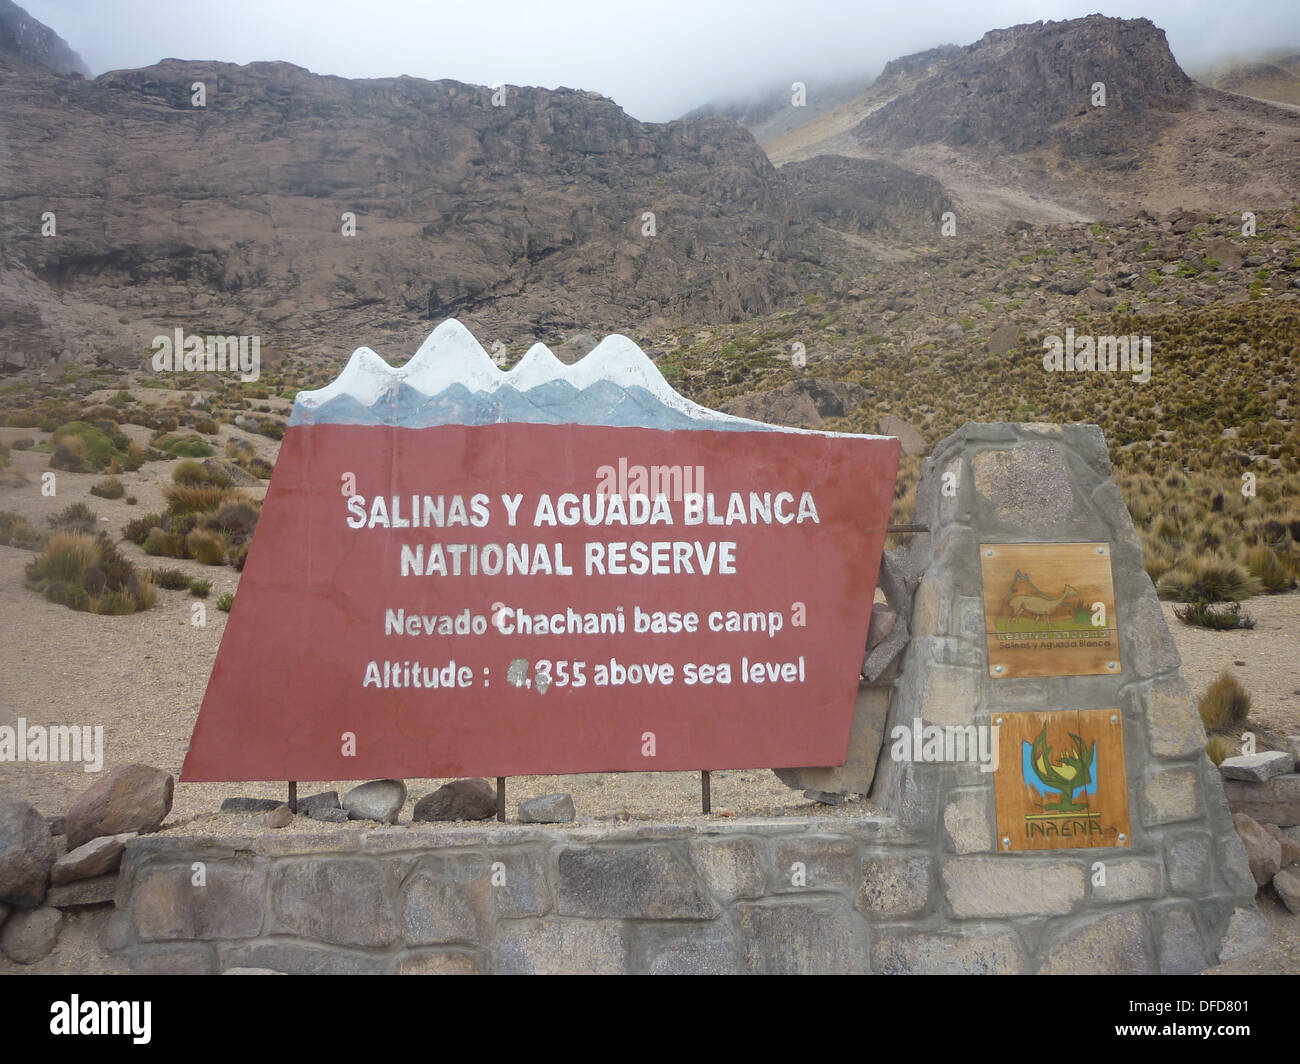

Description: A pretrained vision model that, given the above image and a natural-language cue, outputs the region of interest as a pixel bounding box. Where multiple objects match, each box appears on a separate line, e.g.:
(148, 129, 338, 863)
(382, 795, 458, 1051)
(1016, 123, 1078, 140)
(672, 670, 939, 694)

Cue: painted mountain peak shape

(291, 320, 889, 435)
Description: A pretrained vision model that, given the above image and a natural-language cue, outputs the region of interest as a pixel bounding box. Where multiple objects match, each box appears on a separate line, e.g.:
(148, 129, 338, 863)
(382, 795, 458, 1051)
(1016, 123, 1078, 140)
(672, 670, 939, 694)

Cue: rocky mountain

(762, 15, 1300, 231)
(0, 0, 87, 76)
(779, 156, 951, 239)
(0, 22, 827, 373)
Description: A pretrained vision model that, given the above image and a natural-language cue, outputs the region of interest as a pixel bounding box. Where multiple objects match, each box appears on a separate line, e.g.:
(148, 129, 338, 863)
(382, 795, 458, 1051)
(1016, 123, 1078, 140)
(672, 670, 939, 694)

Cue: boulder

(0, 905, 63, 964)
(1205, 238, 1244, 270)
(878, 414, 927, 456)
(343, 779, 406, 824)
(264, 805, 293, 829)
(297, 791, 339, 817)
(1223, 773, 1300, 826)
(203, 457, 261, 486)
(46, 874, 118, 909)
(220, 797, 283, 814)
(51, 832, 134, 885)
(518, 793, 575, 824)
(1232, 813, 1282, 886)
(413, 779, 497, 822)
(0, 799, 55, 908)
(64, 764, 173, 848)
(986, 323, 1020, 355)
(866, 605, 897, 650)
(1274, 867, 1300, 915)
(307, 807, 349, 824)
(1220, 750, 1294, 782)
(1262, 823, 1300, 868)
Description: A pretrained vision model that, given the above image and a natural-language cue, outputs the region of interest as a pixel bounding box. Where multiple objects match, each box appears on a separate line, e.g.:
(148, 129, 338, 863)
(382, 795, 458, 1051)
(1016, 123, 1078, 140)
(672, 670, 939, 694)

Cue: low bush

(172, 459, 230, 488)
(153, 433, 215, 458)
(1174, 600, 1256, 630)
(25, 532, 155, 614)
(163, 482, 239, 516)
(90, 476, 125, 500)
(1156, 555, 1262, 603)
(48, 421, 138, 472)
(123, 513, 162, 545)
(1240, 544, 1295, 593)
(142, 528, 184, 558)
(1204, 734, 1235, 766)
(216, 591, 234, 612)
(0, 511, 42, 549)
(185, 529, 227, 565)
(189, 578, 211, 598)
(204, 502, 258, 536)
(1197, 671, 1252, 731)
(151, 567, 191, 590)
(47, 502, 98, 535)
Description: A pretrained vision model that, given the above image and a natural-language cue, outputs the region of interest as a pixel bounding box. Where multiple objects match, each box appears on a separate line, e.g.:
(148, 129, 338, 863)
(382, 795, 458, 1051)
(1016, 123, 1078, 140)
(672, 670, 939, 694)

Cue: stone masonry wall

(109, 818, 938, 975)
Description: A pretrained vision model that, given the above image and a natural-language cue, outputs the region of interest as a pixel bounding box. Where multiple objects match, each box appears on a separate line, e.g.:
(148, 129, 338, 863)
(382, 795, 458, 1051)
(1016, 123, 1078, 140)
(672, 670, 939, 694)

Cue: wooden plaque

(993, 708, 1131, 851)
(980, 542, 1120, 679)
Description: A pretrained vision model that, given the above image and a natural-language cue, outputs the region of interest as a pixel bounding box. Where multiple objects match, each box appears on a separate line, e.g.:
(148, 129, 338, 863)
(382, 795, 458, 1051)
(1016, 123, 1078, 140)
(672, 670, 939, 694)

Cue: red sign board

(182, 330, 899, 781)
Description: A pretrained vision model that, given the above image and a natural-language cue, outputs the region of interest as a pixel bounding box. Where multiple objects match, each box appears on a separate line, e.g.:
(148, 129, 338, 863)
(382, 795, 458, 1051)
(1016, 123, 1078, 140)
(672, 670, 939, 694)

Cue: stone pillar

(868, 422, 1263, 970)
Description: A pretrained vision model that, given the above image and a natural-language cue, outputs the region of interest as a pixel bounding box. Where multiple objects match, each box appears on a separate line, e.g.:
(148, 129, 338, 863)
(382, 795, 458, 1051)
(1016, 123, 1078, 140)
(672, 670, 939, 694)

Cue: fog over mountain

(19, 0, 1300, 122)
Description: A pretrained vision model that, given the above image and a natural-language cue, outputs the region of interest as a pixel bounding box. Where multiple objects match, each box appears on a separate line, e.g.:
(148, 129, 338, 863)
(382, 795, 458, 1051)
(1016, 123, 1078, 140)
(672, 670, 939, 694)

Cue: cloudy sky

(23, 0, 1300, 121)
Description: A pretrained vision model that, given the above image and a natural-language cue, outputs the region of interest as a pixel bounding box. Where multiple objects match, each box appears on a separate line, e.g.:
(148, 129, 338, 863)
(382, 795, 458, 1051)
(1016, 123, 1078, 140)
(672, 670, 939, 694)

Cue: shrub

(193, 418, 219, 435)
(151, 567, 191, 590)
(1156, 555, 1262, 603)
(1197, 671, 1252, 731)
(123, 513, 162, 545)
(47, 502, 99, 535)
(165, 511, 198, 537)
(142, 528, 184, 558)
(24, 532, 154, 614)
(229, 542, 249, 570)
(189, 578, 211, 598)
(216, 591, 234, 612)
(125, 495, 138, 506)
(161, 434, 215, 458)
(248, 457, 274, 479)
(0, 511, 42, 549)
(1240, 544, 1294, 593)
(10, 437, 34, 450)
(1204, 734, 1235, 766)
(163, 483, 238, 516)
(257, 419, 285, 441)
(172, 459, 230, 488)
(226, 438, 255, 464)
(186, 529, 227, 565)
(1174, 600, 1256, 631)
(90, 476, 125, 500)
(48, 421, 130, 472)
(205, 502, 258, 535)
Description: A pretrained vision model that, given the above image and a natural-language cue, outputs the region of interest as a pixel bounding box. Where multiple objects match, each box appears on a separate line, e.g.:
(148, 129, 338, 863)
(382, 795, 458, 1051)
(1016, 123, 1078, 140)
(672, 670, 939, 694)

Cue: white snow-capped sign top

(291, 319, 891, 437)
